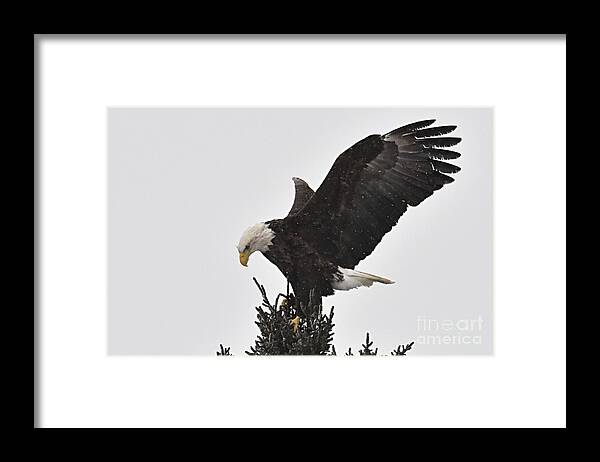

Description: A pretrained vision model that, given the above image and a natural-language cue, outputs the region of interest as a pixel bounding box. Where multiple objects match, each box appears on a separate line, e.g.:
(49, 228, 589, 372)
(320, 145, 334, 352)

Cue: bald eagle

(237, 119, 461, 308)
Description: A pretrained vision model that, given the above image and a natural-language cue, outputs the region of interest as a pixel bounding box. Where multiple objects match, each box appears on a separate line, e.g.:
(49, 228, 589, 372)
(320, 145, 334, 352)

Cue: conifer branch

(216, 344, 232, 356)
(391, 342, 415, 356)
(218, 279, 415, 356)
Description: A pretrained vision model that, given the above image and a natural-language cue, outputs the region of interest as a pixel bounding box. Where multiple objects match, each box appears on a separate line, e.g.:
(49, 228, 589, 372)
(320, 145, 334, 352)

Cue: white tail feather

(331, 267, 395, 291)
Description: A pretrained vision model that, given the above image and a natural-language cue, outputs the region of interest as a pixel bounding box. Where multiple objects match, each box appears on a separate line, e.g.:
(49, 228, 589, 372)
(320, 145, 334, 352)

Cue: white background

(38, 36, 566, 427)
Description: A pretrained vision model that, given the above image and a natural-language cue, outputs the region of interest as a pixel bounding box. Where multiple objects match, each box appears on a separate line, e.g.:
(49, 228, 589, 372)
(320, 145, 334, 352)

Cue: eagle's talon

(290, 316, 301, 334)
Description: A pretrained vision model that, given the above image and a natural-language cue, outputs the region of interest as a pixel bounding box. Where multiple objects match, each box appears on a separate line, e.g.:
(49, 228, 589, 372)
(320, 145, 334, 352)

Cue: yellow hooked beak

(239, 251, 250, 267)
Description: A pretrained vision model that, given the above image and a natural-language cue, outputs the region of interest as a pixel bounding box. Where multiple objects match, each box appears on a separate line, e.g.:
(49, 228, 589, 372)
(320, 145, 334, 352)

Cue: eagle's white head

(236, 222, 275, 266)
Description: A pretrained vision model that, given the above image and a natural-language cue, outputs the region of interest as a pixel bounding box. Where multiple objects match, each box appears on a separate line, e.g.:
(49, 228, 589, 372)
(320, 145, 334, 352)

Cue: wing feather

(412, 125, 458, 138)
(418, 137, 462, 148)
(384, 119, 436, 137)
(286, 177, 315, 216)
(290, 120, 461, 268)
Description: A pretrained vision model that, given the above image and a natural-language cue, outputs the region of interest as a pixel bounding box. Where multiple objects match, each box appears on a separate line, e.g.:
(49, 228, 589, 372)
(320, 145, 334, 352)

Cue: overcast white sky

(108, 108, 492, 355)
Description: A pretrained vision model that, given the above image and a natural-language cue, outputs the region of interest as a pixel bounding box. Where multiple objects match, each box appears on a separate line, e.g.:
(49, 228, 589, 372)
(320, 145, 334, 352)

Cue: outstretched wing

(291, 120, 461, 268)
(287, 177, 315, 216)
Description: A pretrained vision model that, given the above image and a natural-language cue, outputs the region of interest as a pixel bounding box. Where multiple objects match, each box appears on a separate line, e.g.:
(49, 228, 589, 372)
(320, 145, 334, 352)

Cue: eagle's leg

(276, 292, 301, 334)
(284, 287, 312, 335)
(284, 284, 323, 333)
(288, 288, 323, 334)
(306, 288, 322, 316)
(279, 296, 300, 333)
(287, 293, 303, 334)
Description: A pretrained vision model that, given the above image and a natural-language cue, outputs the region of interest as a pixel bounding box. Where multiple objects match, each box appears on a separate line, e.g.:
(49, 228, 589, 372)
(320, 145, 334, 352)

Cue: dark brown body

(264, 218, 340, 305)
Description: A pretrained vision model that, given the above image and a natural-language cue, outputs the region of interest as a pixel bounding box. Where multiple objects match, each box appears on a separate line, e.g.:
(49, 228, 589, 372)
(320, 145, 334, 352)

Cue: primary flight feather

(236, 119, 461, 307)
